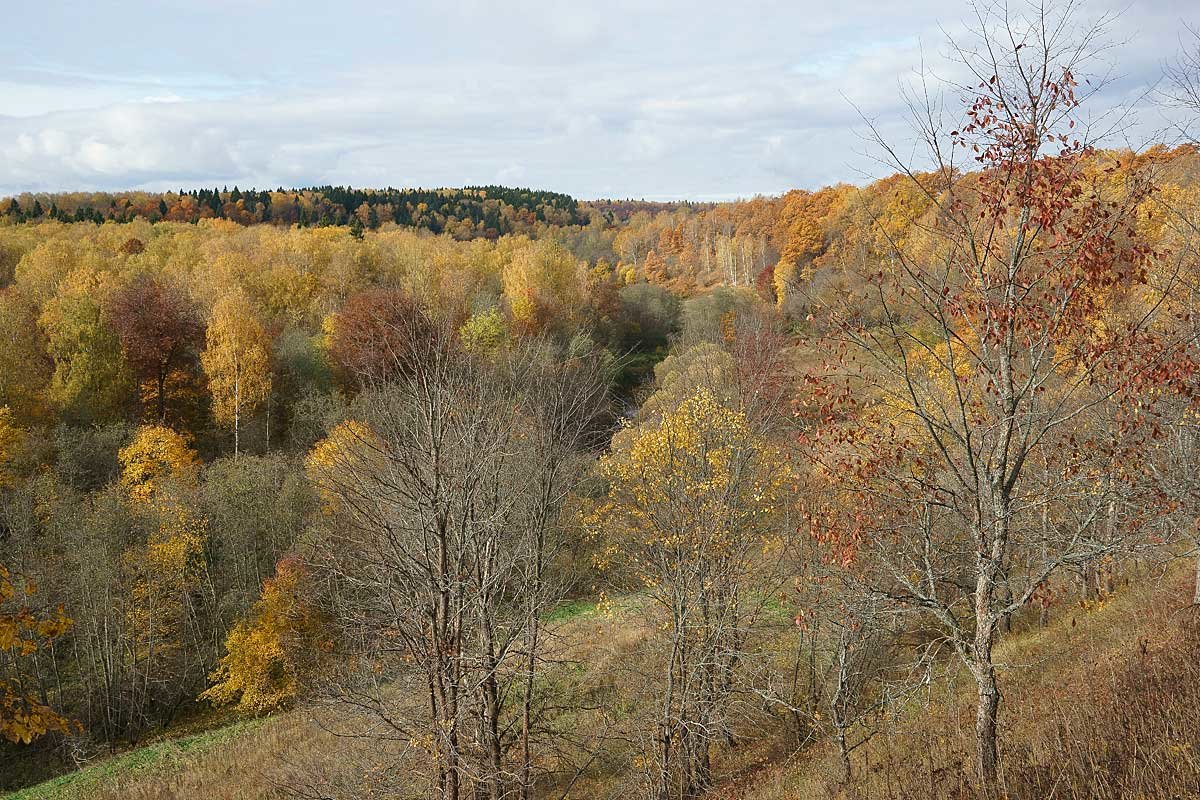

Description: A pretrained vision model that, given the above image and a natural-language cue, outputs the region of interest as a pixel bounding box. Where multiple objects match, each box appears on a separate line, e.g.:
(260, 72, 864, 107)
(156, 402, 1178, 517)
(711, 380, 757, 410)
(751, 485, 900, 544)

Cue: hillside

(1, 186, 585, 236)
(7, 569, 1198, 800)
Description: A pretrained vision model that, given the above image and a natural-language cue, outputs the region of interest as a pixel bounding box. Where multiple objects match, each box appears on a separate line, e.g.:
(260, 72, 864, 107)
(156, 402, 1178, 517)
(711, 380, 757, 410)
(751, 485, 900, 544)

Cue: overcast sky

(0, 1, 1195, 200)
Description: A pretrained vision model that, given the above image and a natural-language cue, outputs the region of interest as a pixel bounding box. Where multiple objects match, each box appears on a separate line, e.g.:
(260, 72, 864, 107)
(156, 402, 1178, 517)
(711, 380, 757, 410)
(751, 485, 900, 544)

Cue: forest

(2, 186, 586, 239)
(5, 5, 1200, 800)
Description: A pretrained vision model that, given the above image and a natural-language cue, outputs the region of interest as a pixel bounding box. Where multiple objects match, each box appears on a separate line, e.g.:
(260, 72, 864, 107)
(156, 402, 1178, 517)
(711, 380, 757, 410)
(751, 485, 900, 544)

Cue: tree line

(2, 185, 585, 239)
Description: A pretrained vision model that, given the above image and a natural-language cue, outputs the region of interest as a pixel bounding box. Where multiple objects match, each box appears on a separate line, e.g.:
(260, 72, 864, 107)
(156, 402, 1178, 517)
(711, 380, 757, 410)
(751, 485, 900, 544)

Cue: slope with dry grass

(8, 568, 1199, 800)
(732, 568, 1200, 800)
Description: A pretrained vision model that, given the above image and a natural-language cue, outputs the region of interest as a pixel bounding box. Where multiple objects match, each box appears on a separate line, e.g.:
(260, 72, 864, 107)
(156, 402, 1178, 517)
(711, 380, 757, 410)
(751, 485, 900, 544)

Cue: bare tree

(1164, 24, 1200, 145)
(306, 312, 610, 800)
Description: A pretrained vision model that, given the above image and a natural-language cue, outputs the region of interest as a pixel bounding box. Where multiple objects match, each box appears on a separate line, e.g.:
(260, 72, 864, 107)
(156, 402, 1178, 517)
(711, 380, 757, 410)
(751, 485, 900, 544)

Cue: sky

(0, 1, 1196, 201)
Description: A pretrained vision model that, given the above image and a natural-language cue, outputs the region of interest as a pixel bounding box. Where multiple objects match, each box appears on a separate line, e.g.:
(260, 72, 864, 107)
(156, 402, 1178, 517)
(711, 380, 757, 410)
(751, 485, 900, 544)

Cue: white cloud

(0, 0, 1193, 199)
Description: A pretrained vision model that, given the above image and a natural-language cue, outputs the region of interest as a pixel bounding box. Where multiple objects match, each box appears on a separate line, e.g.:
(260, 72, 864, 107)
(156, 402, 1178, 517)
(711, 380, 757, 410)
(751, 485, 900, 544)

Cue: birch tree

(201, 293, 272, 457)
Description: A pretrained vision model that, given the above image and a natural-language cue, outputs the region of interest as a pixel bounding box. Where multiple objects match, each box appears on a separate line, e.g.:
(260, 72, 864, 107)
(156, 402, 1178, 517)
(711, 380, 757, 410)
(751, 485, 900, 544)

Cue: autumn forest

(5, 4, 1200, 799)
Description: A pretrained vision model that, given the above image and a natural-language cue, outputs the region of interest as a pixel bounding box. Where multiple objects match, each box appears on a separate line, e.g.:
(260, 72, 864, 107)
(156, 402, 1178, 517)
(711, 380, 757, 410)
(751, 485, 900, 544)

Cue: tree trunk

(1193, 545, 1200, 606)
(480, 617, 503, 800)
(520, 616, 539, 800)
(156, 369, 166, 423)
(233, 373, 241, 458)
(1080, 562, 1097, 602)
(973, 663, 1001, 795)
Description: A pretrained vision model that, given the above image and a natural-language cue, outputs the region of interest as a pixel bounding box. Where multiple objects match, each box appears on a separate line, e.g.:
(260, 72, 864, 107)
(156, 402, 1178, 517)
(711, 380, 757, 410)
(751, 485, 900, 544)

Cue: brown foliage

(324, 288, 432, 386)
(108, 275, 202, 423)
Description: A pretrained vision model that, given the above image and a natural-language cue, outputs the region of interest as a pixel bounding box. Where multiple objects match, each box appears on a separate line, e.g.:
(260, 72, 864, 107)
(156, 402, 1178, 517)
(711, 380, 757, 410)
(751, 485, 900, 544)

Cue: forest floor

(6, 566, 1199, 800)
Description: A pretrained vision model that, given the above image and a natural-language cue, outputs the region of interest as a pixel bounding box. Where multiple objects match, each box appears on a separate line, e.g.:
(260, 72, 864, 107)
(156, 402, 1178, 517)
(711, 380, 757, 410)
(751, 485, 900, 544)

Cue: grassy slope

(3, 720, 267, 800)
(731, 567, 1200, 800)
(8, 571, 1198, 800)
(2, 595, 651, 800)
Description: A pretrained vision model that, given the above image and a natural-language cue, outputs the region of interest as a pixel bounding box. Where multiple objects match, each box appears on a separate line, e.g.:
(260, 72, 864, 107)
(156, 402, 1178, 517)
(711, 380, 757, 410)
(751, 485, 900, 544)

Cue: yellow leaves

(119, 425, 199, 502)
(642, 343, 737, 421)
(1, 686, 76, 744)
(509, 292, 537, 328)
(0, 565, 78, 745)
(459, 308, 507, 354)
(127, 526, 204, 620)
(122, 494, 208, 665)
(202, 558, 325, 714)
(773, 259, 800, 308)
(501, 239, 586, 333)
(306, 419, 382, 513)
(593, 386, 791, 565)
(201, 292, 272, 430)
(902, 338, 973, 413)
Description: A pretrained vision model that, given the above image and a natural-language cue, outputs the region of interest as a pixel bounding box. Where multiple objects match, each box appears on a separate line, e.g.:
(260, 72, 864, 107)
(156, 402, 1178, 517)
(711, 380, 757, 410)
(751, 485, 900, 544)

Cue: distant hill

(0, 185, 586, 239)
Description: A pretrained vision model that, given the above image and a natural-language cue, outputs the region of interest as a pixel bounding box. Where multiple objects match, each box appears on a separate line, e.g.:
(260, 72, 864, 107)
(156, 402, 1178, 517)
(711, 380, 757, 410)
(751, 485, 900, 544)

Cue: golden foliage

(122, 496, 208, 671)
(203, 557, 326, 714)
(119, 424, 200, 502)
(591, 387, 790, 573)
(0, 406, 22, 488)
(459, 307, 507, 354)
(0, 565, 77, 744)
(305, 419, 381, 513)
(501, 239, 585, 333)
(201, 292, 272, 434)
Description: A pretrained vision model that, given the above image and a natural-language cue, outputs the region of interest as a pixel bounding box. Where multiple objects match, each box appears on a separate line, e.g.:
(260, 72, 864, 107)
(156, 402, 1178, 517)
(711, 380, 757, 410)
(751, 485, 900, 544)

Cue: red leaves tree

(109, 275, 202, 424)
(796, 4, 1194, 791)
(324, 288, 433, 387)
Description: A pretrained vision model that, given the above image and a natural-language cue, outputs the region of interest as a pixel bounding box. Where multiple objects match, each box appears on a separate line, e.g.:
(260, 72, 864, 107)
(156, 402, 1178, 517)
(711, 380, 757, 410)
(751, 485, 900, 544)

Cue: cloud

(0, 0, 1192, 199)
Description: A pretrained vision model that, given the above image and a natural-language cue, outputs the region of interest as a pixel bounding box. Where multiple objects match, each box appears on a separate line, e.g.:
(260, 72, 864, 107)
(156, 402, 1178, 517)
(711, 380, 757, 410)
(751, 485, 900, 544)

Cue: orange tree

(1, 565, 78, 744)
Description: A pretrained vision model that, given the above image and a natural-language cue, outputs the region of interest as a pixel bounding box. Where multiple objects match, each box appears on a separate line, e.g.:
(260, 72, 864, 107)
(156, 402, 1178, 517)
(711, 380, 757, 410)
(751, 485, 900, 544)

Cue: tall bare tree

(306, 310, 609, 800)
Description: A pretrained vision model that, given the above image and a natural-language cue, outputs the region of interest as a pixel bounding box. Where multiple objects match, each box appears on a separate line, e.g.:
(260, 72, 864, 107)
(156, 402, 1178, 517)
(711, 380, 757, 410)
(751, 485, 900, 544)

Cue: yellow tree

(0, 407, 22, 489)
(121, 494, 208, 713)
(202, 556, 327, 713)
(115, 421, 207, 728)
(0, 290, 52, 423)
(118, 424, 200, 503)
(201, 293, 272, 456)
(501, 239, 585, 335)
(305, 418, 382, 514)
(38, 267, 133, 423)
(590, 387, 790, 799)
(773, 186, 847, 306)
(458, 308, 508, 355)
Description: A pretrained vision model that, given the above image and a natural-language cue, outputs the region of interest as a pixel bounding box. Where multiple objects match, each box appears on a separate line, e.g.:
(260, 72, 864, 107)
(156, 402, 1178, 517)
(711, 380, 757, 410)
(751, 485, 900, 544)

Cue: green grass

(545, 592, 650, 625)
(4, 718, 266, 800)
(545, 597, 599, 623)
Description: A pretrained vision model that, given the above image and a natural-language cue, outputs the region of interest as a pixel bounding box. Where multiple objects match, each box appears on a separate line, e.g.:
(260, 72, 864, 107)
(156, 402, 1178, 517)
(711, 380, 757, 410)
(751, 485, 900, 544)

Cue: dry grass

(4, 595, 663, 800)
(733, 568, 1200, 800)
(12, 571, 1198, 800)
